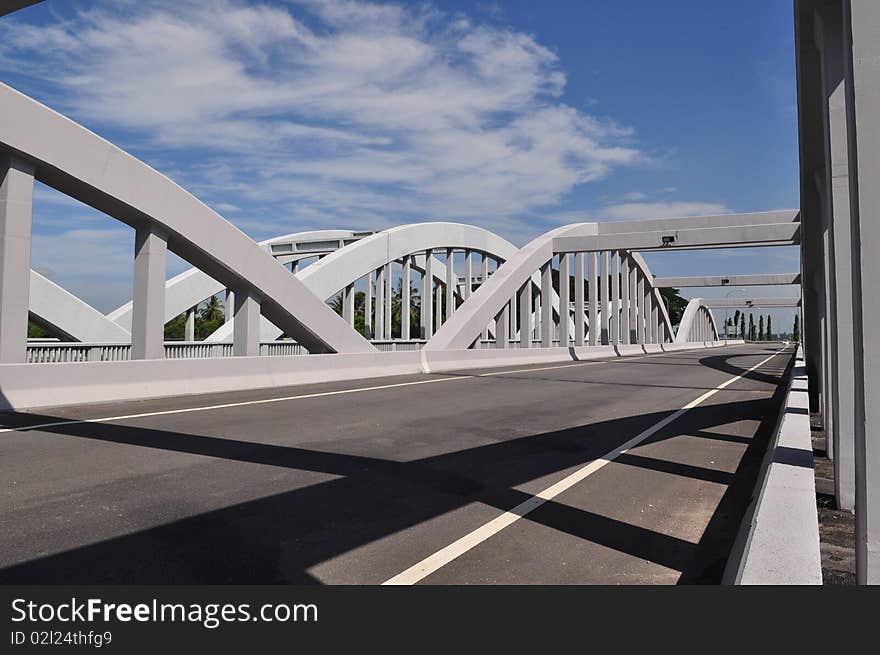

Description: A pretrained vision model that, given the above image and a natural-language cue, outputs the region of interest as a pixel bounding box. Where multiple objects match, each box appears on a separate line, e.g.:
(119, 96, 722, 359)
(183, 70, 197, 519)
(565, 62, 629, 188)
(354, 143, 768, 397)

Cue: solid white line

(0, 344, 752, 435)
(382, 346, 789, 585)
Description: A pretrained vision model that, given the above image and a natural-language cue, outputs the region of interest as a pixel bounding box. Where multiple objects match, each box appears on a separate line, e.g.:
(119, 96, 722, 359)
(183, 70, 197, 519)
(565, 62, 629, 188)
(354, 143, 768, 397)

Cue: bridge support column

(436, 283, 443, 332)
(620, 254, 630, 344)
(401, 258, 411, 340)
(384, 262, 393, 340)
(628, 258, 638, 344)
(184, 307, 195, 341)
(541, 261, 553, 347)
(518, 279, 532, 348)
(494, 303, 508, 349)
(131, 224, 167, 360)
(818, 4, 857, 510)
(574, 253, 585, 346)
(600, 251, 610, 345)
(445, 248, 455, 322)
(588, 251, 599, 346)
(0, 155, 34, 364)
(422, 250, 433, 339)
(225, 290, 234, 323)
(343, 283, 355, 328)
(375, 266, 385, 341)
(844, 0, 880, 583)
(364, 270, 373, 339)
(611, 251, 620, 345)
(481, 253, 490, 341)
(464, 249, 472, 300)
(559, 253, 570, 346)
(233, 290, 260, 357)
(651, 299, 659, 344)
(635, 274, 645, 344)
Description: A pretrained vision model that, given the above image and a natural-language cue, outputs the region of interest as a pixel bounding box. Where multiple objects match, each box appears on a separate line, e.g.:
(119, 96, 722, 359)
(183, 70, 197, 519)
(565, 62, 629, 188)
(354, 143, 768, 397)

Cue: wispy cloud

(1, 0, 644, 237)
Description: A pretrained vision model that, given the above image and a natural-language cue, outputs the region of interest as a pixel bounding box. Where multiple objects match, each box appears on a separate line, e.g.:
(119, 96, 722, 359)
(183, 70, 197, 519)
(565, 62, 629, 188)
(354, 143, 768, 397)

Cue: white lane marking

(0, 345, 751, 435)
(382, 347, 789, 585)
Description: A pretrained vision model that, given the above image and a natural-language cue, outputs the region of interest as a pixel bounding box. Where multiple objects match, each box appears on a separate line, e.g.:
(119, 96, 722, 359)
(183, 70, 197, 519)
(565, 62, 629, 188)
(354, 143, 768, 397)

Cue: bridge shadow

(697, 347, 790, 386)
(0, 354, 793, 585)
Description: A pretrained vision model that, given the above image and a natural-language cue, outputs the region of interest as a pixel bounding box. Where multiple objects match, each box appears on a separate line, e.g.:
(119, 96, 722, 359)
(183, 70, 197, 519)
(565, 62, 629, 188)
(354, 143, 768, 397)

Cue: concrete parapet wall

(0, 341, 739, 411)
(724, 346, 822, 584)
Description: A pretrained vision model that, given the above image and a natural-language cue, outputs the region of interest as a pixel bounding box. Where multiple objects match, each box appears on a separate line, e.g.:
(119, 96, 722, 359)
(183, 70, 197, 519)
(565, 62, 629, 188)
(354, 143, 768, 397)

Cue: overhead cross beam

(653, 273, 801, 287)
(701, 298, 801, 308)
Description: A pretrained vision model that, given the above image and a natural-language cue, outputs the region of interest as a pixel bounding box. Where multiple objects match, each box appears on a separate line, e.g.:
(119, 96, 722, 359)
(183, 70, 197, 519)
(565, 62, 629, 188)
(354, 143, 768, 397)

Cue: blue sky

(0, 0, 801, 330)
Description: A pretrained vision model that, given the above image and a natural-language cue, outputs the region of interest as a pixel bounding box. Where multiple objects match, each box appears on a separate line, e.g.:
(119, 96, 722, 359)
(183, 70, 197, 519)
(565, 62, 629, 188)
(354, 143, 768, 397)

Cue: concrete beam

(653, 273, 801, 287)
(702, 298, 802, 309)
(554, 222, 800, 254)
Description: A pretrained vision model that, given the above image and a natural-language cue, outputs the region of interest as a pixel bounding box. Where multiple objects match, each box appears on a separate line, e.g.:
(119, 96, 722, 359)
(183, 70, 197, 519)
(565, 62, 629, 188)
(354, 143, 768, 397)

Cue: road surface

(0, 343, 794, 584)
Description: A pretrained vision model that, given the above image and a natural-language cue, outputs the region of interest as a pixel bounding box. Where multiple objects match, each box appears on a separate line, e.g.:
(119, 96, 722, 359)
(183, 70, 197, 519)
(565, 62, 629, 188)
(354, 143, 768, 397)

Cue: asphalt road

(0, 343, 795, 584)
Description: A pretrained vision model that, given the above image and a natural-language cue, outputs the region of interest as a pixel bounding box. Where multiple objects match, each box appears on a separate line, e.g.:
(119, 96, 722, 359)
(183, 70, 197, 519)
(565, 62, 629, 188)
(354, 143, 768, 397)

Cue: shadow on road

(0, 350, 794, 585)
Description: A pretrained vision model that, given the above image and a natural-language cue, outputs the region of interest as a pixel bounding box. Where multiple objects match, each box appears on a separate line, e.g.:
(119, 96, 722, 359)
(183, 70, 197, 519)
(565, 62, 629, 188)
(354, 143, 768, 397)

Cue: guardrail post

(574, 252, 585, 346)
(422, 249, 433, 339)
(559, 253, 570, 346)
(600, 250, 610, 345)
(541, 261, 553, 347)
(588, 251, 599, 346)
(0, 155, 34, 364)
(518, 279, 532, 349)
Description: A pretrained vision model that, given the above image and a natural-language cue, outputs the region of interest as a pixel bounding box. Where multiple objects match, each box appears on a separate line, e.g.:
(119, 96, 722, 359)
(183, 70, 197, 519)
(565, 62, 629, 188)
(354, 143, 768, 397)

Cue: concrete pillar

(364, 270, 373, 339)
(651, 301, 658, 344)
(233, 289, 260, 357)
(384, 262, 393, 339)
(445, 248, 455, 321)
(541, 260, 553, 347)
(629, 258, 638, 343)
(225, 289, 234, 323)
(559, 253, 570, 346)
(375, 266, 385, 340)
(0, 155, 34, 364)
(436, 283, 443, 331)
(818, 5, 856, 510)
(131, 224, 167, 360)
(464, 249, 473, 299)
(481, 253, 490, 341)
(495, 302, 509, 349)
(535, 294, 541, 343)
(518, 278, 532, 348)
(291, 260, 298, 275)
(599, 250, 610, 345)
(620, 253, 630, 345)
(843, 0, 880, 583)
(611, 251, 620, 345)
(401, 257, 411, 340)
(422, 249, 433, 339)
(184, 307, 195, 341)
(343, 283, 355, 328)
(636, 274, 645, 345)
(574, 252, 585, 346)
(588, 251, 599, 346)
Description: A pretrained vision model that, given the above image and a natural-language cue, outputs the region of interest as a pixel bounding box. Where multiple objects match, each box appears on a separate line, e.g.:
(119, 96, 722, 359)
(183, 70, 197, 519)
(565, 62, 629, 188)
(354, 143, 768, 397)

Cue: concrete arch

(674, 298, 720, 343)
(0, 82, 373, 354)
(202, 222, 520, 343)
(425, 223, 675, 351)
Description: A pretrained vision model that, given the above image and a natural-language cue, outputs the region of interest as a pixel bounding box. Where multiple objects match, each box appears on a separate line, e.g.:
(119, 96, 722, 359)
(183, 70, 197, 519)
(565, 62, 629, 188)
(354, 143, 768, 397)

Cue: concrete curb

(723, 346, 823, 585)
(0, 341, 739, 411)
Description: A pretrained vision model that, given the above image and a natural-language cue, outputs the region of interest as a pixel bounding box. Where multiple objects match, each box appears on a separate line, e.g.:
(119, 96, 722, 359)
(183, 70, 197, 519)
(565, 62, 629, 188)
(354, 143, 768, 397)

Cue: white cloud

(0, 0, 642, 232)
(593, 201, 730, 221)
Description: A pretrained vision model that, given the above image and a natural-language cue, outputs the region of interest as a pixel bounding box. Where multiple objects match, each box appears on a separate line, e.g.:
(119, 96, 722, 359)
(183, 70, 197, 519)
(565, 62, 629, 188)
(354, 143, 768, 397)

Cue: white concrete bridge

(0, 0, 877, 585)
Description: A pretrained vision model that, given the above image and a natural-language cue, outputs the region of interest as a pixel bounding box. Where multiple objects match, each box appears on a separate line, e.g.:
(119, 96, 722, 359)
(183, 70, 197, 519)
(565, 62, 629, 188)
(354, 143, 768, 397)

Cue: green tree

(748, 313, 756, 341)
(740, 314, 746, 341)
(658, 288, 688, 326)
(766, 315, 772, 341)
(759, 315, 765, 341)
(28, 320, 50, 339)
(793, 314, 800, 342)
(733, 310, 741, 337)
